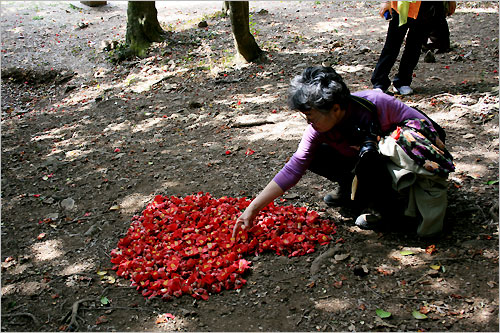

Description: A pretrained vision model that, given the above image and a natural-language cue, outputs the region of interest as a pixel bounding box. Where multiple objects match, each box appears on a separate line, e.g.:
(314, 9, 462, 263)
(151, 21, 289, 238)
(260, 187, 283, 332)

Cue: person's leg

(394, 3, 440, 88)
(307, 144, 356, 201)
(353, 153, 397, 228)
(371, 10, 409, 91)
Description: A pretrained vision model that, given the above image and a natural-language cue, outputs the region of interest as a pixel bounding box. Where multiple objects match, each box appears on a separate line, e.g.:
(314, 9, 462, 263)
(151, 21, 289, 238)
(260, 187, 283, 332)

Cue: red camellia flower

(111, 192, 336, 300)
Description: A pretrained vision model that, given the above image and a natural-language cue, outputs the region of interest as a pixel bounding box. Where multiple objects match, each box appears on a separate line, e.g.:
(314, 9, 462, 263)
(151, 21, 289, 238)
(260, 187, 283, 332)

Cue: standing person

(233, 66, 454, 238)
(371, 1, 449, 95)
(423, 1, 457, 53)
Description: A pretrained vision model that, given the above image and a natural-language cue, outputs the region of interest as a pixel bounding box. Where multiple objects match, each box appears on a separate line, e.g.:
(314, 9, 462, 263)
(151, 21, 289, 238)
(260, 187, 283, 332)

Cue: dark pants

(308, 144, 396, 214)
(371, 2, 445, 90)
(425, 15, 451, 52)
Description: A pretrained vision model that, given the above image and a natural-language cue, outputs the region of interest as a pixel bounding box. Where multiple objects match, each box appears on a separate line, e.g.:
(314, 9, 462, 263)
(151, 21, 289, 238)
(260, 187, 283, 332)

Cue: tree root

(1, 312, 39, 325)
(61, 298, 95, 331)
(309, 243, 342, 281)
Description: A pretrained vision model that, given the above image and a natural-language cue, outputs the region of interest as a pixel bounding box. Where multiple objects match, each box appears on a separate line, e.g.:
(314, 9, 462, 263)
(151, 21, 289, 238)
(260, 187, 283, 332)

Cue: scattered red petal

(425, 244, 437, 254)
(245, 148, 255, 156)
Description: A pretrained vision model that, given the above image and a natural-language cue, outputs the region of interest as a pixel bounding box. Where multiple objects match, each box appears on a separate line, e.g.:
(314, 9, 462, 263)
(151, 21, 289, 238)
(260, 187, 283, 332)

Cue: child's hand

(379, 1, 391, 18)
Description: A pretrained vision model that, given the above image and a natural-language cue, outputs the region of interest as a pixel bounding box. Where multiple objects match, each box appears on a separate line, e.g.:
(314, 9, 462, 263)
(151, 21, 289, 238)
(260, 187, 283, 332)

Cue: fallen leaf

(37, 233, 46, 240)
(419, 305, 431, 314)
(96, 315, 108, 324)
(400, 250, 415, 256)
(97, 270, 108, 276)
(109, 205, 120, 211)
(333, 280, 343, 288)
(156, 313, 175, 324)
(425, 245, 437, 254)
(334, 253, 350, 261)
(429, 265, 441, 270)
(412, 310, 428, 320)
(100, 296, 110, 305)
(105, 275, 116, 284)
(376, 308, 392, 319)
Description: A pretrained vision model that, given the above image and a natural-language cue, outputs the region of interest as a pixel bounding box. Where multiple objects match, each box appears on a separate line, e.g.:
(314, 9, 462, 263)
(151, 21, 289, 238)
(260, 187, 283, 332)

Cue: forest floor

(1, 1, 499, 332)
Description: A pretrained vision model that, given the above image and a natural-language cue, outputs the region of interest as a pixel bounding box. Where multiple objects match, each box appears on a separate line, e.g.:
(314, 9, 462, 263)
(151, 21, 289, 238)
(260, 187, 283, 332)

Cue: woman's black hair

(288, 66, 350, 113)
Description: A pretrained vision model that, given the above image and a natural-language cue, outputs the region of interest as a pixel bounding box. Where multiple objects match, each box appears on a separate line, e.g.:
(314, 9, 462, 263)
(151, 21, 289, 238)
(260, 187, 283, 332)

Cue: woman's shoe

(323, 184, 350, 206)
(393, 85, 413, 95)
(355, 208, 382, 230)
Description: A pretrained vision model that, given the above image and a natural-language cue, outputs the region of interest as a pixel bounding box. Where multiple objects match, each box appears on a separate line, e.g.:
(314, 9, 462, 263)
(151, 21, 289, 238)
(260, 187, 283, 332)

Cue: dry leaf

(109, 205, 120, 211)
(334, 253, 350, 261)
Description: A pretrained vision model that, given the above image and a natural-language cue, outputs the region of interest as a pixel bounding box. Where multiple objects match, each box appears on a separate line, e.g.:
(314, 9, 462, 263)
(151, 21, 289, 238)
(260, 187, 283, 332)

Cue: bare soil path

(1, 1, 498, 332)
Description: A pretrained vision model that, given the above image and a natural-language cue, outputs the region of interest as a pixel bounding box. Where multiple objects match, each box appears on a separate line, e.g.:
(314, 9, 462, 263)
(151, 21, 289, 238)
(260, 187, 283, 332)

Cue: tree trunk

(228, 1, 262, 62)
(126, 1, 165, 57)
(222, 1, 230, 16)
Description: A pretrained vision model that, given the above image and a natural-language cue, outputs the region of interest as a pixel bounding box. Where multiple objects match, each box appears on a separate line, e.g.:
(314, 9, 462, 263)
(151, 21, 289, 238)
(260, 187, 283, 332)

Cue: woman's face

(301, 104, 345, 132)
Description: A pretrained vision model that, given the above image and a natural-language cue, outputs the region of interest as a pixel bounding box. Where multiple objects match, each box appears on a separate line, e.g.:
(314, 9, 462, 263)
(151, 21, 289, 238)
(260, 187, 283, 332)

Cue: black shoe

(355, 208, 382, 230)
(323, 185, 350, 206)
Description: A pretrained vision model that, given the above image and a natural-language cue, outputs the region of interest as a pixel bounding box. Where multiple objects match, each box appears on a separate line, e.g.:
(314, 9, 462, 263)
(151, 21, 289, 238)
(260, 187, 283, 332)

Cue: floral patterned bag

(389, 118, 455, 177)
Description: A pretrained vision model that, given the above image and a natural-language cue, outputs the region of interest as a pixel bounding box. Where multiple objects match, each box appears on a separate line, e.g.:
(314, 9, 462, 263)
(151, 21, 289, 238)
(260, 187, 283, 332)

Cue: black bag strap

(350, 95, 381, 137)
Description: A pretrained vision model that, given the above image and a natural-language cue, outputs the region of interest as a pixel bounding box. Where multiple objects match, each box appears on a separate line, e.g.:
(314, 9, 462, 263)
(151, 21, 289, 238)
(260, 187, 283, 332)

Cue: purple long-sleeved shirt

(273, 90, 429, 191)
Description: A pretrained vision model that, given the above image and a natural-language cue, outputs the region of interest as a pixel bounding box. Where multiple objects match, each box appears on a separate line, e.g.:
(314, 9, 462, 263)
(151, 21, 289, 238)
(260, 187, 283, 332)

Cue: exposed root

(1, 312, 39, 325)
(61, 298, 95, 331)
(309, 243, 342, 281)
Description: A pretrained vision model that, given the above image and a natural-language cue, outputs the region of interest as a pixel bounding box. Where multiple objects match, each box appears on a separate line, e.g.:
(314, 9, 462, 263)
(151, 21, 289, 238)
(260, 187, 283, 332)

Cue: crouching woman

(233, 66, 454, 238)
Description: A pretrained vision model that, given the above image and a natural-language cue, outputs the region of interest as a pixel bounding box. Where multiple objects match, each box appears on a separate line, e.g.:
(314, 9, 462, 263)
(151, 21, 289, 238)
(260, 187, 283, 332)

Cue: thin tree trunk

(228, 1, 262, 62)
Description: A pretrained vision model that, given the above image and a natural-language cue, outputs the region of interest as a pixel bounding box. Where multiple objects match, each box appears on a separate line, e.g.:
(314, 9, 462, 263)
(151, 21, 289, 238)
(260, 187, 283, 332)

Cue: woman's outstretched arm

(232, 180, 284, 238)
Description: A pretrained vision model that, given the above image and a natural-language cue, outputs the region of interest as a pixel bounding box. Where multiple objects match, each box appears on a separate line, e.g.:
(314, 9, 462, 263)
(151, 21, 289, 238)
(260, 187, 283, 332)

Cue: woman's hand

(232, 208, 257, 238)
(231, 180, 284, 239)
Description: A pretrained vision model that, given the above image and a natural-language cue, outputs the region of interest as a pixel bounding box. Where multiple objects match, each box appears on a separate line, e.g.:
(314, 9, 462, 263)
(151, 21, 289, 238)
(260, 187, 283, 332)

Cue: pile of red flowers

(111, 192, 336, 300)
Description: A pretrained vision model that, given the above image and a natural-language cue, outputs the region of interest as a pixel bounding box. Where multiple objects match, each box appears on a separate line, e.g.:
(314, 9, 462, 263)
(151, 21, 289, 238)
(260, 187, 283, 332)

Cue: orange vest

(391, 1, 421, 19)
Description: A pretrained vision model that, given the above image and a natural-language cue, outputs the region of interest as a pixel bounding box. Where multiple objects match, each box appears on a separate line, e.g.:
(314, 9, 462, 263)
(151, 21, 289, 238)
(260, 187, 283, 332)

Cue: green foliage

(203, 10, 227, 21)
(249, 14, 260, 36)
(32, 15, 43, 20)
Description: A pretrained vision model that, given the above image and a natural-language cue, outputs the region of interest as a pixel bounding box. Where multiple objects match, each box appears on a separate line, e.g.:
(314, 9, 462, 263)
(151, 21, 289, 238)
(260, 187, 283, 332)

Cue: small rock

(61, 198, 75, 210)
(357, 45, 371, 54)
(46, 213, 59, 221)
(427, 269, 440, 278)
(189, 101, 203, 108)
(43, 197, 55, 205)
(77, 22, 89, 29)
(84, 224, 98, 236)
(462, 133, 475, 139)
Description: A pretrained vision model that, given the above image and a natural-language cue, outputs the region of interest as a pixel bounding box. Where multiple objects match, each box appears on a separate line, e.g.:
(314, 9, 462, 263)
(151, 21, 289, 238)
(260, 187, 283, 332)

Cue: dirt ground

(1, 1, 499, 332)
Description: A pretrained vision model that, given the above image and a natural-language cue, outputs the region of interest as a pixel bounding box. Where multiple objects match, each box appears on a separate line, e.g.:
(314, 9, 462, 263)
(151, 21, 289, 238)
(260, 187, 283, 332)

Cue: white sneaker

(393, 85, 413, 95)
